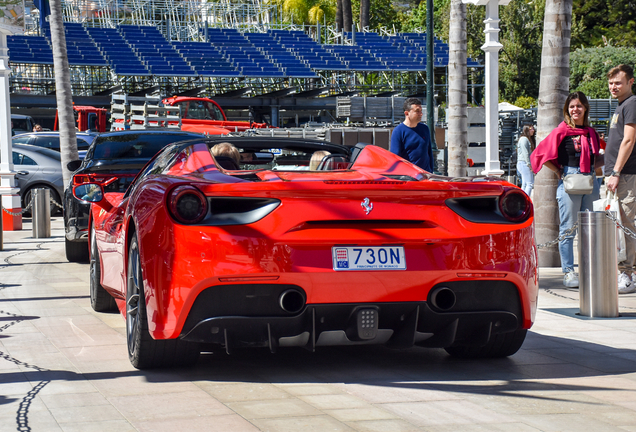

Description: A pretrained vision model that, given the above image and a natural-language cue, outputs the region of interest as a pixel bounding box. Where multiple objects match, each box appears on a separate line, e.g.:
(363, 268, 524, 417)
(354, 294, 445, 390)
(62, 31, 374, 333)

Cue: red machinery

(163, 96, 270, 135)
(54, 105, 108, 133)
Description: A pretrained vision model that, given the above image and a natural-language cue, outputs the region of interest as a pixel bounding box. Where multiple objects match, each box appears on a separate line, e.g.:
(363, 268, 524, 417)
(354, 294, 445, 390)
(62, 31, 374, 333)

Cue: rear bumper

(179, 280, 525, 351)
(181, 302, 520, 351)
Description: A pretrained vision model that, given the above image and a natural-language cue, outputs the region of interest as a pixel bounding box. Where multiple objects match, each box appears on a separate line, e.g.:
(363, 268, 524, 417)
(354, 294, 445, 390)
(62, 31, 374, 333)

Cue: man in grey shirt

(605, 64, 636, 293)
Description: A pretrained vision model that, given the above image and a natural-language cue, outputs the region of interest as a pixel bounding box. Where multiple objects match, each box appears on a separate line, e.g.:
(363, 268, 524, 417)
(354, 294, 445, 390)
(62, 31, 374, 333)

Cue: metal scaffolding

(14, 0, 457, 99)
(56, 0, 277, 37)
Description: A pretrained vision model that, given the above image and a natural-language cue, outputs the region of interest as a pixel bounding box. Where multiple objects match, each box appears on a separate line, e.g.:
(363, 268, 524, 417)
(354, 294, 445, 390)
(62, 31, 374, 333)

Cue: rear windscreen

(91, 134, 197, 160)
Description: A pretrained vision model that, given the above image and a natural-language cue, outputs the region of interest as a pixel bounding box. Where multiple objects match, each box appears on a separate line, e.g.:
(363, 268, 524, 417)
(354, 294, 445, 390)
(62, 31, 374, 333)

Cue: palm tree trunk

(447, 0, 467, 177)
(359, 0, 370, 30)
(49, 0, 78, 191)
(535, 0, 573, 266)
(336, 0, 343, 32)
(342, 0, 353, 32)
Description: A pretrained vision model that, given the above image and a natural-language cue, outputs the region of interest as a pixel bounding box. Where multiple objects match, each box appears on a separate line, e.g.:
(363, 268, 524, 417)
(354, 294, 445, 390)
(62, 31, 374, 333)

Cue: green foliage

(464, 4, 486, 61)
(351, 0, 399, 31)
(570, 46, 636, 98)
(498, 0, 544, 102)
(268, 0, 335, 25)
(402, 0, 541, 105)
(571, 0, 636, 48)
(398, 0, 450, 38)
(575, 80, 611, 99)
(513, 96, 537, 109)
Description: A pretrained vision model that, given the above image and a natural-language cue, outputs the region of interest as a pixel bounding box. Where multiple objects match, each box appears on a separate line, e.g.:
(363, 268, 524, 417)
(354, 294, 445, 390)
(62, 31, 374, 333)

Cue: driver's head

(211, 142, 240, 165)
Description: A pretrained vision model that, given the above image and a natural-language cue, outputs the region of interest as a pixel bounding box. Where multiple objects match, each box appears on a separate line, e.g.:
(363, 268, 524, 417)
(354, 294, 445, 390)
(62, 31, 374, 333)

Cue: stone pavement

(1, 218, 636, 432)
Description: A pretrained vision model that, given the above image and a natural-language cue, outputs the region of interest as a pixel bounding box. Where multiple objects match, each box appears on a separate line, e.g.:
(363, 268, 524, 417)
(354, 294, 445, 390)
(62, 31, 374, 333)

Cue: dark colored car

(12, 132, 97, 159)
(63, 130, 204, 262)
(11, 114, 35, 135)
(12, 131, 97, 149)
(9, 144, 65, 216)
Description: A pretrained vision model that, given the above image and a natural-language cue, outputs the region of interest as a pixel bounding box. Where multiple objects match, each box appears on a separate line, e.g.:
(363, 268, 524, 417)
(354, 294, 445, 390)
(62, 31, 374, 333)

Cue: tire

(444, 329, 528, 359)
(89, 226, 117, 312)
(23, 186, 61, 217)
(65, 238, 89, 263)
(126, 233, 200, 369)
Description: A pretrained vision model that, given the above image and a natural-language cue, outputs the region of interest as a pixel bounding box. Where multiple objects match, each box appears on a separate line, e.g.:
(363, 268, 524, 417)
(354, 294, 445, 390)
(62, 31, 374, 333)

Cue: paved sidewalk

(1, 218, 636, 431)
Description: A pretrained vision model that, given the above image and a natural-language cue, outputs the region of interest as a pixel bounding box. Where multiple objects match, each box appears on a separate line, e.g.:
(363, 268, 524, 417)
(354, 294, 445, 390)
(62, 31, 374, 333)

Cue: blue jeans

(517, 161, 534, 196)
(557, 166, 600, 273)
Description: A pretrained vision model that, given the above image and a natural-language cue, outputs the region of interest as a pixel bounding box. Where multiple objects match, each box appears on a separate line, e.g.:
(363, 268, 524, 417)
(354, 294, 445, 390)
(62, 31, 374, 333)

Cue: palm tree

(342, 0, 353, 32)
(447, 0, 468, 177)
(49, 0, 78, 190)
(359, 0, 370, 30)
(535, 0, 573, 266)
(336, 0, 343, 31)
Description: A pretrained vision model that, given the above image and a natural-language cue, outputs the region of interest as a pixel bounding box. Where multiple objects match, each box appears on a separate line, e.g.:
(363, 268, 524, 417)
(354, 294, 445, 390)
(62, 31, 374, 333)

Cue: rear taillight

(168, 185, 208, 224)
(499, 189, 532, 222)
(73, 174, 118, 186)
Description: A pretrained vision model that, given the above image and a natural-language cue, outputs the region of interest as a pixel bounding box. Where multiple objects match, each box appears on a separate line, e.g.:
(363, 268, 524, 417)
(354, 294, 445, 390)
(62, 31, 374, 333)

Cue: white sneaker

(619, 272, 636, 294)
(563, 271, 579, 288)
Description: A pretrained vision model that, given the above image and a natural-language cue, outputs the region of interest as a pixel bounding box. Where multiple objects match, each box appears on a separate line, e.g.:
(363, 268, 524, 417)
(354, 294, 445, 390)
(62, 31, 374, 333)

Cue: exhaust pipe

(429, 287, 456, 311)
(279, 289, 305, 314)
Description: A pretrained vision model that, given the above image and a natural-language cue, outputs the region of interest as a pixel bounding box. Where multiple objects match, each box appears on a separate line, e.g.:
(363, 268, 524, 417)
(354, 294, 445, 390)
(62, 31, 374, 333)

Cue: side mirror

(73, 183, 104, 203)
(67, 160, 82, 171)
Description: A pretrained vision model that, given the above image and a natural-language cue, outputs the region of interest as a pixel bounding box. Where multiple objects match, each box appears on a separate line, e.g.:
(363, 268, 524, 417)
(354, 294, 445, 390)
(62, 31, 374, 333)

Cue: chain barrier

(49, 197, 64, 210)
(0, 195, 63, 216)
(603, 209, 636, 240)
(1, 196, 32, 216)
(536, 224, 578, 250)
(536, 210, 636, 250)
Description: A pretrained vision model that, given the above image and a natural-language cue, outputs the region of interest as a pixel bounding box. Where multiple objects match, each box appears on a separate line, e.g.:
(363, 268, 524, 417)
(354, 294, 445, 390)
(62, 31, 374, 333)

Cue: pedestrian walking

(531, 91, 602, 288)
(604, 64, 636, 294)
(516, 124, 536, 196)
(390, 97, 434, 173)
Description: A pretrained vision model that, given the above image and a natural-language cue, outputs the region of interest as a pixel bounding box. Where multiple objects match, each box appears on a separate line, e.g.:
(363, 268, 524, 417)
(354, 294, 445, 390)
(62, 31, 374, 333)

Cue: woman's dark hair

(563, 91, 590, 128)
(521, 125, 536, 150)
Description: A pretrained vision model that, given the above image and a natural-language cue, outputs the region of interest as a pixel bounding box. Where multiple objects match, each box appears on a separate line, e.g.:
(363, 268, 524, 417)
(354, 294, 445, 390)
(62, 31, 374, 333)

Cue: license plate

(332, 246, 406, 271)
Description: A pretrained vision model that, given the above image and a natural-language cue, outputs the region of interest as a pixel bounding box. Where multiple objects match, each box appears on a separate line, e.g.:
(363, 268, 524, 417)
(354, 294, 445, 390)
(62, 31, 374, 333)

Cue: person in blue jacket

(390, 97, 434, 173)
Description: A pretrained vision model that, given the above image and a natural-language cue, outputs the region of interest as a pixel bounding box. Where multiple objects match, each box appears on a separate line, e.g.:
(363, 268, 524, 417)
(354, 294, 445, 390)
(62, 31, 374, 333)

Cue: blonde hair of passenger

(211, 142, 240, 166)
(309, 151, 331, 170)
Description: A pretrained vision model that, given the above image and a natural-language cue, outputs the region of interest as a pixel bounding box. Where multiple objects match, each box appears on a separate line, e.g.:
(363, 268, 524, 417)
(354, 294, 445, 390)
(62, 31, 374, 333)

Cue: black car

(13, 132, 97, 158)
(64, 130, 204, 262)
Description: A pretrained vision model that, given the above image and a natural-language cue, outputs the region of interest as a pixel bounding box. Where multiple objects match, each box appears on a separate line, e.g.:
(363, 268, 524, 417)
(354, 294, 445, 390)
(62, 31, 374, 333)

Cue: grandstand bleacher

(8, 24, 481, 79)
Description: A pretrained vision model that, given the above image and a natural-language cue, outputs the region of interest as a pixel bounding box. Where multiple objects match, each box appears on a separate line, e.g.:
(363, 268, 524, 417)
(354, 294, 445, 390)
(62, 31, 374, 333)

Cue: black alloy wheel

(126, 232, 200, 369)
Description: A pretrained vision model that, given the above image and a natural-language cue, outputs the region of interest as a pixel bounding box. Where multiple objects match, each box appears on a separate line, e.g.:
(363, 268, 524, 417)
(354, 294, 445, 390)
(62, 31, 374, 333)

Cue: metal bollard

(578, 211, 619, 317)
(32, 188, 51, 238)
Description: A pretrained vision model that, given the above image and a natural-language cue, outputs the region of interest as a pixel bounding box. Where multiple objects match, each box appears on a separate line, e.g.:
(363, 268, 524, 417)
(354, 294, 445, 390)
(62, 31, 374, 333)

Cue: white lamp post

(0, 2, 24, 232)
(462, 0, 510, 176)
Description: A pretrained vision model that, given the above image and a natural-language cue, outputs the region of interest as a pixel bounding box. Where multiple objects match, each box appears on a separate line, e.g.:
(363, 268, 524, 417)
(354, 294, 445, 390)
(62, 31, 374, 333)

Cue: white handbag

(563, 173, 594, 195)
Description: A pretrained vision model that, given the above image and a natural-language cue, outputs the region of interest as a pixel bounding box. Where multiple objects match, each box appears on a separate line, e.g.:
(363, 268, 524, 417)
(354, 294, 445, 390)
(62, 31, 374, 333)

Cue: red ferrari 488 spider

(75, 137, 537, 369)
